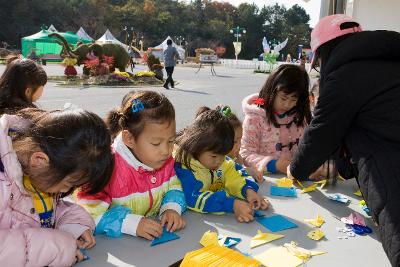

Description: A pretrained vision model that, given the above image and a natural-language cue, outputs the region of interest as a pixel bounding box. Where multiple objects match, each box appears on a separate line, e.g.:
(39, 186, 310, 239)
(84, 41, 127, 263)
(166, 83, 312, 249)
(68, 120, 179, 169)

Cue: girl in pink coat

(240, 64, 312, 182)
(0, 108, 113, 266)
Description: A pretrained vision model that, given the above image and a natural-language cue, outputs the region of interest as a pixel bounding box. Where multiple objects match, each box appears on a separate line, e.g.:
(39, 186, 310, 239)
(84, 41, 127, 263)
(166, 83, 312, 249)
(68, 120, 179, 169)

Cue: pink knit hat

(309, 14, 362, 72)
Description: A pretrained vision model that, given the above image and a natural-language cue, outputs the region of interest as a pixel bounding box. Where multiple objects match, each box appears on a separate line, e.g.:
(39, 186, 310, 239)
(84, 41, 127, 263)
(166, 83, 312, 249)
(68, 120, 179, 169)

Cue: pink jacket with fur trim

(240, 94, 305, 172)
(0, 114, 95, 267)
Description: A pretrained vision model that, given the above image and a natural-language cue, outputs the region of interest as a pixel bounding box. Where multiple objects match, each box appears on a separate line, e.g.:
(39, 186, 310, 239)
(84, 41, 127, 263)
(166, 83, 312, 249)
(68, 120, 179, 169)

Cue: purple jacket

(0, 114, 95, 266)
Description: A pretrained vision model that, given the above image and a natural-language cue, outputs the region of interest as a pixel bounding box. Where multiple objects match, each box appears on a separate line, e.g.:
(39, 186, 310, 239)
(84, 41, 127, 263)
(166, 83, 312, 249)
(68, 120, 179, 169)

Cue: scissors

(348, 224, 373, 235)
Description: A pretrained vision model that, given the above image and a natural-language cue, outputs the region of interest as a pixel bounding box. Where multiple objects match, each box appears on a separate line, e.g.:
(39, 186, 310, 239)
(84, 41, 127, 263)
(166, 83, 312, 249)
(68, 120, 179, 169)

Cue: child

(77, 91, 186, 241)
(240, 64, 312, 181)
(174, 109, 268, 223)
(0, 108, 114, 266)
(0, 57, 47, 114)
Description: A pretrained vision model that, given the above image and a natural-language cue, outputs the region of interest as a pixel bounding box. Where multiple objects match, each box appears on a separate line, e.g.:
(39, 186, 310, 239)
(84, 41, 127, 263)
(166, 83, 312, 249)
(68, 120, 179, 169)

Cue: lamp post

(230, 26, 246, 61)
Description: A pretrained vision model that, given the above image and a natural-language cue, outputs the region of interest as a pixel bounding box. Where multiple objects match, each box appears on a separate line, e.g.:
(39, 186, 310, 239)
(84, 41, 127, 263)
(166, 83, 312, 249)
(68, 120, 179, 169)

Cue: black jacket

(291, 31, 400, 266)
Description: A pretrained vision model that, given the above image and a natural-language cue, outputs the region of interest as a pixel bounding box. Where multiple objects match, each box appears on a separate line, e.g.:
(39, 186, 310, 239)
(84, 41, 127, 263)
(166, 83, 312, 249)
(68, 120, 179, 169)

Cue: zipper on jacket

(145, 172, 155, 216)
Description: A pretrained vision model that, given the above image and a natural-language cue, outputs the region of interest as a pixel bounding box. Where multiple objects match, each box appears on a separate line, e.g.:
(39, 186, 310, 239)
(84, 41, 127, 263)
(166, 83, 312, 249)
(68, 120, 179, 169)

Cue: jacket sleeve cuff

(58, 224, 89, 239)
(121, 214, 144, 236)
(222, 197, 235, 213)
(159, 202, 182, 217)
(266, 160, 278, 173)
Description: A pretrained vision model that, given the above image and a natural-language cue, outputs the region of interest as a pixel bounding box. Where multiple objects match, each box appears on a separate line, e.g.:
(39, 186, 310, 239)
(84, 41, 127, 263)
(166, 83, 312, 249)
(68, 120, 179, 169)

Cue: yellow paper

(301, 183, 318, 193)
(199, 230, 219, 247)
(304, 214, 325, 227)
(254, 247, 303, 267)
(250, 230, 285, 248)
(314, 179, 327, 188)
(295, 179, 305, 189)
(283, 241, 326, 260)
(277, 177, 294, 188)
(307, 229, 325, 241)
(338, 175, 346, 181)
(354, 190, 362, 197)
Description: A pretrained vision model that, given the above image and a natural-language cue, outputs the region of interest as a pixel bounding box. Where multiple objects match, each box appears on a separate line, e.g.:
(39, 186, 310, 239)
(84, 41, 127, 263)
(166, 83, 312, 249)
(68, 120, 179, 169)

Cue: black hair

(0, 58, 47, 114)
(167, 39, 173, 45)
(258, 64, 311, 127)
(13, 108, 114, 195)
(196, 105, 242, 130)
(175, 109, 234, 170)
(106, 90, 175, 139)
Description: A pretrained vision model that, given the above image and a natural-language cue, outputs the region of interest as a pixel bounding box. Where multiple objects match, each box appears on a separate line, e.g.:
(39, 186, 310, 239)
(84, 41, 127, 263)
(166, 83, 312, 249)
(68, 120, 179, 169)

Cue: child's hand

(136, 217, 163, 240)
(248, 166, 264, 183)
(276, 157, 291, 173)
(160, 209, 186, 232)
(75, 248, 85, 263)
(77, 229, 96, 249)
(233, 199, 254, 223)
(255, 165, 266, 183)
(246, 189, 269, 210)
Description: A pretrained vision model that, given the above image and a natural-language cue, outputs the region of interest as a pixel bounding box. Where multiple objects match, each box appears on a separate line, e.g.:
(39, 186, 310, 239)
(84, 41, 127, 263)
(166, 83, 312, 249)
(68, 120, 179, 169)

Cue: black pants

(164, 66, 174, 87)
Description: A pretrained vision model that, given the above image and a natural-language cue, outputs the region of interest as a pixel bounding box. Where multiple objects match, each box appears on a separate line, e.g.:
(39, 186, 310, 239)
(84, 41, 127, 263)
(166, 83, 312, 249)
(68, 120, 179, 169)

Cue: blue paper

(151, 227, 180, 246)
(270, 185, 297, 197)
(254, 210, 266, 217)
(256, 215, 298, 232)
(223, 237, 241, 248)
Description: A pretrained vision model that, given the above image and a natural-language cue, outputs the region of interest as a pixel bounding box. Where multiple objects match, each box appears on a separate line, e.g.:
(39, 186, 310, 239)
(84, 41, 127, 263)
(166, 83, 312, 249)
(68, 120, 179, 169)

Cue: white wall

(346, 0, 400, 32)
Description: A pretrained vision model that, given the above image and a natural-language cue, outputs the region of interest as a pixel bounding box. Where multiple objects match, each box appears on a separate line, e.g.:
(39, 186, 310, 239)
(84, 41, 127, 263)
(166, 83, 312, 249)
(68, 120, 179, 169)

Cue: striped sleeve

(160, 168, 187, 215)
(76, 190, 112, 226)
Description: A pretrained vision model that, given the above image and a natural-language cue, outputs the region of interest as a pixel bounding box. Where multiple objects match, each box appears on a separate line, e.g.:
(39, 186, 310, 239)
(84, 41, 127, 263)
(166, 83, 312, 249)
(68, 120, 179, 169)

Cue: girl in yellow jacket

(174, 108, 269, 223)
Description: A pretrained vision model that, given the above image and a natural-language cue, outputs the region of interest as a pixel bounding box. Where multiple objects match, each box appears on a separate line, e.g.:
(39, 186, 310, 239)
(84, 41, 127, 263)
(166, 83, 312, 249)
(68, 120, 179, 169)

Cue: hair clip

(131, 98, 145, 113)
(219, 106, 232, 118)
(253, 97, 265, 107)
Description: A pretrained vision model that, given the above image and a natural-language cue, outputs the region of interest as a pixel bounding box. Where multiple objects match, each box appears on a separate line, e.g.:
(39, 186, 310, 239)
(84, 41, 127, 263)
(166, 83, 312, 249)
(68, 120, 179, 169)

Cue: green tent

(21, 30, 92, 58)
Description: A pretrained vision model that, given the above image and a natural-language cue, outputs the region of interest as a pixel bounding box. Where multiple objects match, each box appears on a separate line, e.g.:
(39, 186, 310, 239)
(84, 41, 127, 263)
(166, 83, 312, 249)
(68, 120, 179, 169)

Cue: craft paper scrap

(327, 193, 350, 203)
(300, 183, 318, 193)
(276, 177, 294, 188)
(256, 215, 298, 232)
(151, 227, 180, 246)
(250, 230, 285, 248)
(354, 190, 362, 197)
(295, 179, 305, 189)
(314, 179, 327, 188)
(254, 210, 265, 217)
(270, 185, 297, 197)
(254, 247, 303, 267)
(218, 236, 241, 248)
(199, 230, 219, 247)
(341, 212, 366, 226)
(307, 229, 325, 241)
(304, 214, 325, 227)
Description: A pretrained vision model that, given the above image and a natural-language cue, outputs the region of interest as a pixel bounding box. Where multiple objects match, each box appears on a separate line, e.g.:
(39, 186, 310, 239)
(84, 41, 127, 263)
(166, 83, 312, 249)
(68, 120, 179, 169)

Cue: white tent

(96, 29, 128, 50)
(152, 36, 185, 60)
(76, 27, 94, 41)
(48, 24, 58, 32)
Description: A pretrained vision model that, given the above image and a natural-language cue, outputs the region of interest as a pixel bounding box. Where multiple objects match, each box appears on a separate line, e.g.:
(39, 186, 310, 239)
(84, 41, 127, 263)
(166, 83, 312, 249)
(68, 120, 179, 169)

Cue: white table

(78, 175, 391, 267)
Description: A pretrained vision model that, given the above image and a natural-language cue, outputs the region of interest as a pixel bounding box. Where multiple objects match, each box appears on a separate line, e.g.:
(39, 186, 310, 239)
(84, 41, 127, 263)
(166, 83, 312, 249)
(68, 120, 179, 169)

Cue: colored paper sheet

(270, 185, 297, 197)
(199, 230, 219, 247)
(276, 177, 294, 188)
(354, 190, 362, 197)
(250, 230, 284, 248)
(151, 227, 180, 246)
(304, 214, 325, 228)
(256, 215, 298, 232)
(254, 247, 303, 267)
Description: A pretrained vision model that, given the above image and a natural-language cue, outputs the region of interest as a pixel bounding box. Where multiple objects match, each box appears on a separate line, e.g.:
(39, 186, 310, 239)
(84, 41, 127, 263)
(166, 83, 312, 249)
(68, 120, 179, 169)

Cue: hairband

(219, 106, 232, 118)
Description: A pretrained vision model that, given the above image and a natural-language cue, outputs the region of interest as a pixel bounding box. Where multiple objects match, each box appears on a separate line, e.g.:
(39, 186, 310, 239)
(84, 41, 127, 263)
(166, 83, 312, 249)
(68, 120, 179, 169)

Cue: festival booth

(96, 29, 128, 50)
(149, 36, 185, 61)
(21, 29, 92, 57)
(76, 27, 94, 42)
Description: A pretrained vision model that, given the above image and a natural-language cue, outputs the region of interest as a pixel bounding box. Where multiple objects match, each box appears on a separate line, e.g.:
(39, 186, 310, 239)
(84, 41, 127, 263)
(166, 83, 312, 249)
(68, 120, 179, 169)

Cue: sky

(214, 0, 321, 27)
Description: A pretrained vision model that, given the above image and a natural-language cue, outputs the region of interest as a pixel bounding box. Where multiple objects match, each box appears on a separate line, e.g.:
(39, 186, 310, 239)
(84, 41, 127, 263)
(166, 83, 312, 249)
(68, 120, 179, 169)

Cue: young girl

(77, 91, 186, 241)
(174, 108, 268, 223)
(0, 57, 47, 114)
(0, 108, 114, 266)
(240, 64, 312, 181)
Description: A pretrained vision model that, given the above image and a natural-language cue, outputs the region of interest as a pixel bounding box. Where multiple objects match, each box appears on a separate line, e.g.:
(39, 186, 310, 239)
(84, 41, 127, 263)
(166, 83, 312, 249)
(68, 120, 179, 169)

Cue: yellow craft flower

(113, 71, 131, 78)
(135, 71, 156, 77)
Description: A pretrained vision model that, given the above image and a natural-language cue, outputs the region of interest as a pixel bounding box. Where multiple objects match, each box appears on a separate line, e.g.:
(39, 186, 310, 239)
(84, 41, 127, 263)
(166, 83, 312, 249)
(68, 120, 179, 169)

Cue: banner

(233, 42, 242, 56)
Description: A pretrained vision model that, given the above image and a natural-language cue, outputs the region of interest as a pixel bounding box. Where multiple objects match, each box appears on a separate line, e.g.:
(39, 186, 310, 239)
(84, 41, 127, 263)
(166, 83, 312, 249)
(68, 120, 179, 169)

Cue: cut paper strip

(199, 230, 219, 247)
(250, 230, 285, 248)
(304, 214, 325, 228)
(300, 183, 318, 193)
(151, 227, 180, 246)
(276, 177, 294, 188)
(341, 212, 366, 226)
(354, 190, 362, 197)
(254, 210, 265, 217)
(270, 185, 297, 197)
(307, 229, 325, 241)
(338, 175, 346, 181)
(327, 193, 350, 203)
(254, 246, 303, 267)
(314, 179, 327, 188)
(295, 179, 305, 189)
(256, 215, 298, 232)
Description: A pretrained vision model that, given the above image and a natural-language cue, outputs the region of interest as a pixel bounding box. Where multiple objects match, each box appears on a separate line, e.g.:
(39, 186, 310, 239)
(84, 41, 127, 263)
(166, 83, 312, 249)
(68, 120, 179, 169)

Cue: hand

(136, 217, 163, 241)
(246, 189, 269, 210)
(75, 249, 85, 263)
(233, 199, 254, 223)
(248, 166, 264, 183)
(160, 209, 186, 232)
(77, 229, 96, 249)
(287, 164, 294, 180)
(276, 157, 291, 174)
(254, 165, 266, 183)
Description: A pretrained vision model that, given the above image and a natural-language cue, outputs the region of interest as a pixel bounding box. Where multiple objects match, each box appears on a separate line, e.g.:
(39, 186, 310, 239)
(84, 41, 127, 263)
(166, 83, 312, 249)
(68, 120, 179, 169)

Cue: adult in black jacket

(288, 15, 400, 266)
